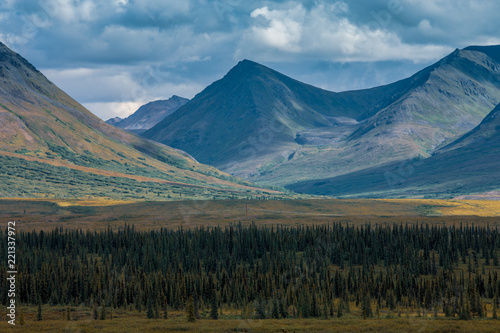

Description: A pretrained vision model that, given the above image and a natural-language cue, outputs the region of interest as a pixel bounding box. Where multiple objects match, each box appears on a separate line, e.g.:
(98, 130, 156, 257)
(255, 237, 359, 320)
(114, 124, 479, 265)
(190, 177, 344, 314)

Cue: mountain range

(4, 39, 500, 199)
(106, 96, 189, 134)
(289, 102, 500, 198)
(0, 42, 280, 200)
(140, 45, 500, 198)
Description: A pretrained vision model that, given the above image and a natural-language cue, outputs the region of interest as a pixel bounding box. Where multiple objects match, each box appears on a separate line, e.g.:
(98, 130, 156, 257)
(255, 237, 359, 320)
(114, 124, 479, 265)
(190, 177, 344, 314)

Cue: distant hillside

(0, 42, 282, 200)
(144, 47, 500, 190)
(108, 96, 189, 134)
(106, 117, 123, 126)
(288, 102, 500, 198)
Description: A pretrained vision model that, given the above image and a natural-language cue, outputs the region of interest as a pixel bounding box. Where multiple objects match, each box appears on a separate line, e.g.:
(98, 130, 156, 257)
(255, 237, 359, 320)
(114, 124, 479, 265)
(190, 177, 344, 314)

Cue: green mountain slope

(0, 42, 280, 200)
(143, 47, 500, 188)
(287, 102, 500, 198)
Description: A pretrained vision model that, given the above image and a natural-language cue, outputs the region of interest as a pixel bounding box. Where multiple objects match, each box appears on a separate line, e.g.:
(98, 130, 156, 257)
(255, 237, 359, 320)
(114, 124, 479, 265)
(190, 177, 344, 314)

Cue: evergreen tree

(336, 300, 343, 318)
(210, 290, 219, 320)
(361, 292, 373, 319)
(311, 289, 319, 317)
(100, 306, 107, 320)
(194, 295, 200, 320)
(163, 297, 168, 320)
(443, 299, 451, 317)
(187, 296, 196, 322)
(272, 298, 280, 319)
(256, 297, 266, 319)
(147, 299, 154, 319)
(279, 297, 288, 318)
(37, 300, 43, 321)
(154, 300, 160, 319)
(344, 297, 351, 314)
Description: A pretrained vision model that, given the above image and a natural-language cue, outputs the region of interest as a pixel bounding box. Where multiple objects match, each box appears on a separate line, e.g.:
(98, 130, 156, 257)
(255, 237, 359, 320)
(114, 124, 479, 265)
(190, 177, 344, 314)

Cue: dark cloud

(0, 0, 498, 119)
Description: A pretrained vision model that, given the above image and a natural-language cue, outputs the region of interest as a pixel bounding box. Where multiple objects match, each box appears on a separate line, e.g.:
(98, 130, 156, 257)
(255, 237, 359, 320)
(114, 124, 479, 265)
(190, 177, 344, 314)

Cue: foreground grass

(3, 317, 500, 332)
(2, 307, 499, 333)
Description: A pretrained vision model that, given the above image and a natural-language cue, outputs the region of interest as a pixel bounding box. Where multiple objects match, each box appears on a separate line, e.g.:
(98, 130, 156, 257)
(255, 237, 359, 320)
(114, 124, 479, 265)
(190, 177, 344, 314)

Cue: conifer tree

(344, 296, 351, 314)
(311, 289, 319, 317)
(37, 298, 43, 321)
(337, 299, 343, 318)
(187, 296, 196, 322)
(100, 306, 107, 320)
(194, 294, 200, 320)
(361, 292, 373, 319)
(279, 297, 288, 319)
(272, 298, 280, 319)
(154, 300, 160, 319)
(210, 290, 219, 320)
(163, 297, 168, 320)
(146, 299, 154, 319)
(256, 297, 266, 319)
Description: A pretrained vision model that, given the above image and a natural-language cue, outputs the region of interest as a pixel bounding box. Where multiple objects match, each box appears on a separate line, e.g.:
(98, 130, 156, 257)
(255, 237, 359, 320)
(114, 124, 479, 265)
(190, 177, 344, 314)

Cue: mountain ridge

(143, 46, 500, 191)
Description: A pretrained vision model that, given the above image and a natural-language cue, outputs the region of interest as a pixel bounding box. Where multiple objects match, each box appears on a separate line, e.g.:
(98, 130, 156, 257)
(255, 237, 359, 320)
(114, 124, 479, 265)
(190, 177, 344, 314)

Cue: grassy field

(1, 198, 500, 231)
(2, 306, 500, 332)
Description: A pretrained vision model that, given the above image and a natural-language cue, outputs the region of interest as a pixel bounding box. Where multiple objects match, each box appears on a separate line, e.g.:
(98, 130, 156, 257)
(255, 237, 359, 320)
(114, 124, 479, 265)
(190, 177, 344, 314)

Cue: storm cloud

(1, 0, 499, 119)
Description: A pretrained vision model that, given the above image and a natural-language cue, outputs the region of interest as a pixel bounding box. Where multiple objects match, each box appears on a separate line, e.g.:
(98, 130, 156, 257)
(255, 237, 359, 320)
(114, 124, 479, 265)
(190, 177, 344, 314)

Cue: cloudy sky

(1, 0, 499, 120)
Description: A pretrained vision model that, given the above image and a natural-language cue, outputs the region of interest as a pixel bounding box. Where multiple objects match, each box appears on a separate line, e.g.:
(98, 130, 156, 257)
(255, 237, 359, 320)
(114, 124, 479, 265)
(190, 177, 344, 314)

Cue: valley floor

(1, 198, 500, 231)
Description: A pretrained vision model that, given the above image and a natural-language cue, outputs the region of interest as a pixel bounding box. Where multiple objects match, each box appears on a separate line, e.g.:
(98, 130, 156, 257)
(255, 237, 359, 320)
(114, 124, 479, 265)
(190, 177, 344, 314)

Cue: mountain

(106, 117, 123, 126)
(288, 102, 500, 198)
(0, 41, 281, 200)
(143, 59, 418, 176)
(107, 96, 189, 134)
(143, 46, 500, 189)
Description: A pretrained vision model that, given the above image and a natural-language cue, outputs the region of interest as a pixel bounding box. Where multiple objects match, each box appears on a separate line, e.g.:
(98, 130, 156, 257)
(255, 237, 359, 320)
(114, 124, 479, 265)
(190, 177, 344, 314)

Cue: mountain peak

(109, 95, 189, 131)
(238, 59, 259, 66)
(463, 44, 500, 62)
(225, 59, 269, 78)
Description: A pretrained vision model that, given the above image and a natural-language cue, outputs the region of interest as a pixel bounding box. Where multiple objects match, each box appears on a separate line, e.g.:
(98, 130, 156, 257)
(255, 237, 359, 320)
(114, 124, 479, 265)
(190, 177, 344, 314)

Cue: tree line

(0, 222, 499, 320)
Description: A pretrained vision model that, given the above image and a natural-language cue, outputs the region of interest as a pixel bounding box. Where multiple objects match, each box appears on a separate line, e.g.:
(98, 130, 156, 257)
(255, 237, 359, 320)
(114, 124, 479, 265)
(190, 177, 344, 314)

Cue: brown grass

(2, 306, 499, 332)
(1, 199, 499, 232)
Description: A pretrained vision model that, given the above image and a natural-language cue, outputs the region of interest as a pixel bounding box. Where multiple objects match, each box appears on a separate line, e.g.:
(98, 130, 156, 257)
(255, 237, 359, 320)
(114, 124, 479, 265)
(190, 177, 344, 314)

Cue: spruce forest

(2, 223, 499, 323)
